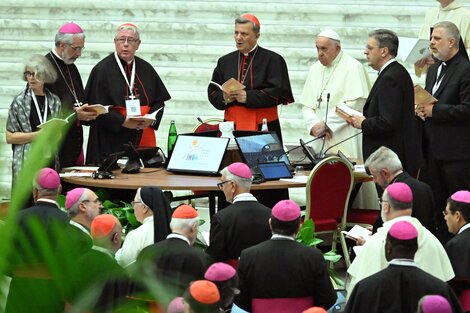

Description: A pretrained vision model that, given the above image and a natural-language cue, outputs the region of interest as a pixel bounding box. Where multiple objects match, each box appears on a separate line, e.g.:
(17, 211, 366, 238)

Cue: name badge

(125, 99, 141, 116)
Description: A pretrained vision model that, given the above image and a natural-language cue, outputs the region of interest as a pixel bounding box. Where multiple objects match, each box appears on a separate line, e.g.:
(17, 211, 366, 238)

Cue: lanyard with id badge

(114, 52, 141, 116)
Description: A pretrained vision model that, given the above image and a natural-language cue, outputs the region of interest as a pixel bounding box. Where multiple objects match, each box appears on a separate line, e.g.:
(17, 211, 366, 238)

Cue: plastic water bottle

(261, 118, 268, 132)
(167, 120, 177, 158)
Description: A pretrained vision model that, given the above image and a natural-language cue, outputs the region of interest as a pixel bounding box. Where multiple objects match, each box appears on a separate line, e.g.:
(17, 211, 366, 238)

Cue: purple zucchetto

(65, 188, 86, 209)
(36, 168, 61, 189)
(204, 262, 236, 282)
(421, 295, 452, 313)
(386, 182, 413, 203)
(389, 221, 418, 240)
(227, 162, 252, 179)
(167, 297, 185, 313)
(450, 190, 470, 204)
(272, 200, 301, 222)
(58, 22, 84, 34)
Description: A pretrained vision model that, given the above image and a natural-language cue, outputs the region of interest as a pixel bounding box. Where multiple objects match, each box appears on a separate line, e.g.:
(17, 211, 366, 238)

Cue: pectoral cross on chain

(316, 95, 323, 108)
(129, 94, 136, 100)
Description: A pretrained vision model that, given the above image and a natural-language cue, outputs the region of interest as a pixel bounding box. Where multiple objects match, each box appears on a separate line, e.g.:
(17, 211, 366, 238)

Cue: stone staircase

(0, 0, 434, 197)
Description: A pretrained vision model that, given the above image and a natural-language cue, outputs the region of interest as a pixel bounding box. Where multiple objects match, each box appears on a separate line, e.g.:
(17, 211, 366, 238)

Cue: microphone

(320, 131, 363, 157)
(317, 92, 330, 158)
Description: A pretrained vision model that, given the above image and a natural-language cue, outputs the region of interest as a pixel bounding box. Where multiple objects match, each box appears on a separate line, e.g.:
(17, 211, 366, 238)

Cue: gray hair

(219, 167, 253, 190)
(115, 23, 140, 40)
(23, 54, 57, 84)
(170, 217, 199, 232)
(34, 185, 60, 197)
(382, 189, 412, 211)
(365, 146, 403, 174)
(433, 21, 461, 44)
(67, 190, 90, 218)
(369, 29, 399, 57)
(54, 32, 85, 47)
(235, 16, 260, 33)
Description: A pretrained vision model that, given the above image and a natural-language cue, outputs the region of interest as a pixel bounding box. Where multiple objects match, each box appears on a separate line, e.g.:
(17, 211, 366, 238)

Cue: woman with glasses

(6, 54, 60, 185)
(116, 186, 172, 267)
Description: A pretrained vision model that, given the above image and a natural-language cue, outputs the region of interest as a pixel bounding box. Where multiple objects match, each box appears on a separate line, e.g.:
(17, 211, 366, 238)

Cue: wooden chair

(305, 156, 354, 267)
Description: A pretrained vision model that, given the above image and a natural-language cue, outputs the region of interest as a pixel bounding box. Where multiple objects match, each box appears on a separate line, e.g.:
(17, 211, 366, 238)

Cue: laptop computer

(166, 134, 229, 176)
(235, 132, 294, 178)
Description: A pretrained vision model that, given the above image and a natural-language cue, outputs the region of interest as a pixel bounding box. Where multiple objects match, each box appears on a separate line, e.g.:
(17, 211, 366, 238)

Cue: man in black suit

(350, 29, 422, 175)
(207, 162, 271, 265)
(6, 168, 70, 313)
(416, 21, 470, 242)
(234, 200, 336, 312)
(345, 220, 462, 313)
(365, 146, 434, 231)
(137, 205, 212, 299)
(443, 191, 470, 297)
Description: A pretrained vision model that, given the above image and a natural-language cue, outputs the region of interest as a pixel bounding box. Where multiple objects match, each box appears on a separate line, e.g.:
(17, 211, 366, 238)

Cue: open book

(335, 103, 363, 123)
(210, 78, 246, 93)
(37, 112, 76, 129)
(414, 84, 437, 106)
(398, 37, 430, 64)
(342, 224, 371, 241)
(82, 104, 111, 115)
(128, 106, 164, 122)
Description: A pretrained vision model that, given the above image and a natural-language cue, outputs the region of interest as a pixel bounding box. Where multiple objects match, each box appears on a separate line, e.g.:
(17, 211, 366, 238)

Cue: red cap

(386, 182, 413, 203)
(242, 14, 261, 30)
(272, 200, 301, 222)
(91, 214, 118, 239)
(189, 280, 220, 304)
(118, 22, 138, 29)
(227, 162, 252, 179)
(303, 307, 328, 313)
(389, 220, 418, 240)
(58, 22, 84, 34)
(36, 168, 61, 189)
(65, 188, 85, 209)
(450, 190, 470, 203)
(172, 205, 198, 219)
(204, 262, 236, 282)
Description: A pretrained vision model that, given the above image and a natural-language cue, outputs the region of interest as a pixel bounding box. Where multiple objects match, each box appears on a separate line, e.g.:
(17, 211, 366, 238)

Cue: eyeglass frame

(378, 198, 388, 206)
(23, 71, 35, 78)
(81, 198, 102, 206)
(115, 37, 139, 45)
(66, 43, 85, 52)
(217, 180, 232, 190)
(131, 200, 145, 207)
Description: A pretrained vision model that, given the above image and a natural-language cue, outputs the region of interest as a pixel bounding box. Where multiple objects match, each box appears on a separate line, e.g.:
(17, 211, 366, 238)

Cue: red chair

(305, 156, 354, 267)
(460, 289, 470, 312)
(252, 297, 313, 313)
(192, 117, 222, 134)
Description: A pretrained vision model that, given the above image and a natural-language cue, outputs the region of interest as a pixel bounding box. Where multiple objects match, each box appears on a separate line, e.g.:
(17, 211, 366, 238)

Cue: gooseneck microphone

(317, 92, 330, 158)
(321, 131, 363, 157)
(276, 135, 326, 162)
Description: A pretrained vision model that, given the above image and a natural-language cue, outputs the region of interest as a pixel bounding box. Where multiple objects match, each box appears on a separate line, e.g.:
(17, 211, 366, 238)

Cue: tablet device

(257, 162, 293, 180)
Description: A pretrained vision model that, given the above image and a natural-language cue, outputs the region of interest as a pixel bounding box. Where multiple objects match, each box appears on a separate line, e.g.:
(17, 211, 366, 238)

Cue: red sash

(225, 105, 278, 130)
(113, 105, 155, 147)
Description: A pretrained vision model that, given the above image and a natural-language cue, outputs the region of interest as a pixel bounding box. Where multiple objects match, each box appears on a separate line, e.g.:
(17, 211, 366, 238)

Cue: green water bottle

(167, 120, 177, 158)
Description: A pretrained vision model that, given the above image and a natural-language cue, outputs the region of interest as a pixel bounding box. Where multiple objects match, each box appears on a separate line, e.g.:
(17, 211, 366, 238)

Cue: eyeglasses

(217, 180, 232, 190)
(66, 44, 85, 52)
(82, 198, 102, 205)
(115, 37, 139, 44)
(378, 199, 388, 206)
(131, 201, 143, 206)
(23, 71, 35, 78)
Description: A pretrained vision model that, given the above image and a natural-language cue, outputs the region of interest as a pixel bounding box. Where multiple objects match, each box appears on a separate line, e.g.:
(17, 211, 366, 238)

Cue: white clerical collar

(328, 50, 343, 68)
(167, 233, 190, 245)
(441, 0, 462, 11)
(271, 234, 295, 241)
(51, 49, 64, 61)
(70, 220, 91, 237)
(142, 216, 154, 224)
(243, 44, 258, 56)
(378, 58, 396, 75)
(389, 258, 417, 267)
(36, 198, 60, 208)
(92, 245, 115, 258)
(458, 222, 470, 234)
(233, 193, 257, 203)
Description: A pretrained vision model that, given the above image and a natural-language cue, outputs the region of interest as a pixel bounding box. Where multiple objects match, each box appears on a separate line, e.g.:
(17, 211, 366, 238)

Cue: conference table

(62, 167, 372, 217)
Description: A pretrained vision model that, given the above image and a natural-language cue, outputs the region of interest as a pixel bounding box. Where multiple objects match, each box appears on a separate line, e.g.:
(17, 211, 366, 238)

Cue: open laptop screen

(166, 135, 229, 175)
(235, 133, 290, 168)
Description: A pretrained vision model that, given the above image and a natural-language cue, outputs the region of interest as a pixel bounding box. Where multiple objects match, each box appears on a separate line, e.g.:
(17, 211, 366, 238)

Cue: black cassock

(46, 52, 87, 168)
(445, 227, 470, 295)
(345, 264, 463, 313)
(85, 53, 170, 165)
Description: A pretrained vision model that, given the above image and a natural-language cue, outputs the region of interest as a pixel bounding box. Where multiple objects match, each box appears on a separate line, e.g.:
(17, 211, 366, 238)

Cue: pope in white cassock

(299, 29, 377, 209)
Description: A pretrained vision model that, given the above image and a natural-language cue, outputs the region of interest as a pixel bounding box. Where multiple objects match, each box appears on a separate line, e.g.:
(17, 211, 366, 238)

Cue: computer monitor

(235, 133, 290, 168)
(166, 135, 229, 175)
